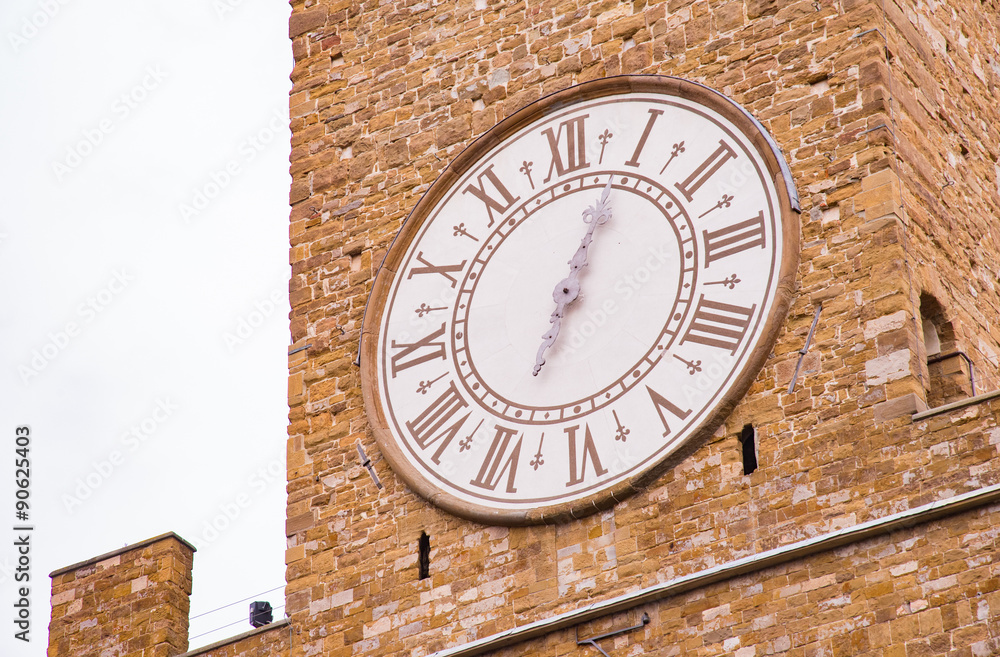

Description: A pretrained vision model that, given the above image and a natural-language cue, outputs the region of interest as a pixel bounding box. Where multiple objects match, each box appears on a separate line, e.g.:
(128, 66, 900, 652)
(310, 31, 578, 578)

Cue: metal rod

(578, 612, 650, 645)
(858, 123, 894, 138)
(850, 27, 885, 40)
(576, 612, 649, 656)
(578, 640, 611, 657)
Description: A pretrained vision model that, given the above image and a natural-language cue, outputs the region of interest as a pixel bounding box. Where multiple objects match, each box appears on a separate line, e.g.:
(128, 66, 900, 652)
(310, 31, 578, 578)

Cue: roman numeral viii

(470, 424, 523, 493)
(390, 323, 447, 377)
(704, 212, 766, 266)
(680, 295, 757, 354)
(542, 115, 590, 184)
(406, 381, 470, 464)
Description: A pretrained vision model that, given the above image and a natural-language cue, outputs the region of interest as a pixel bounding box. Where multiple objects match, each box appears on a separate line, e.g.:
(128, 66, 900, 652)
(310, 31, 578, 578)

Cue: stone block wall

(487, 500, 1000, 657)
(879, 0, 1000, 395)
(280, 0, 1000, 654)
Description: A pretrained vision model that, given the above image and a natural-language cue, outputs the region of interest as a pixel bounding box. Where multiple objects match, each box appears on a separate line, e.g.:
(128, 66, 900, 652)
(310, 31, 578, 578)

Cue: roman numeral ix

(390, 323, 447, 377)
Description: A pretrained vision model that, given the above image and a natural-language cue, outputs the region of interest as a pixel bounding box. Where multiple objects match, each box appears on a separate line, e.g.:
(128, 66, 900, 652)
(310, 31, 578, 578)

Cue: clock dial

(362, 76, 799, 524)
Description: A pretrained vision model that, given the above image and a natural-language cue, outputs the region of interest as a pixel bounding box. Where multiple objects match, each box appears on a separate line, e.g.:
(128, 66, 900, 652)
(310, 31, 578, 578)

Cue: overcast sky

(1, 1, 292, 653)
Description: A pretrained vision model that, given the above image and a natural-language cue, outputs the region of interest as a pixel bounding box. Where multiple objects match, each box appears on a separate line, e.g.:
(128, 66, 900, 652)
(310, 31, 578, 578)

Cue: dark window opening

(418, 532, 431, 580)
(739, 424, 758, 475)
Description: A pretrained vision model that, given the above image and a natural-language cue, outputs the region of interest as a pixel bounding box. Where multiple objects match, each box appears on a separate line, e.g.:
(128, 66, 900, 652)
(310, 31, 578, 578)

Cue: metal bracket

(355, 441, 384, 489)
(850, 27, 885, 41)
(788, 305, 822, 393)
(576, 612, 650, 656)
(858, 123, 894, 139)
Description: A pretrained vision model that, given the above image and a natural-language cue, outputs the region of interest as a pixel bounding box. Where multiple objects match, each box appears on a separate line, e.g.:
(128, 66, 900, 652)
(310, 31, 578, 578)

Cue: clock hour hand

(533, 178, 613, 376)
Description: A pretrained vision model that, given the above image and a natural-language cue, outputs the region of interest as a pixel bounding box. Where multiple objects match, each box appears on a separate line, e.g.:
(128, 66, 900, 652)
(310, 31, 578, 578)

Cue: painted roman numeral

(624, 109, 664, 168)
(565, 423, 607, 486)
(680, 295, 757, 354)
(462, 164, 520, 227)
(674, 140, 737, 202)
(704, 212, 767, 266)
(542, 115, 590, 184)
(406, 381, 471, 464)
(646, 386, 692, 437)
(407, 252, 466, 288)
(470, 424, 523, 493)
(390, 323, 447, 377)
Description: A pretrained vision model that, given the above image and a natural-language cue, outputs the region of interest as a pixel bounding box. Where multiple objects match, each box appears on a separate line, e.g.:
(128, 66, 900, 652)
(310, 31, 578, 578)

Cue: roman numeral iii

(704, 212, 766, 266)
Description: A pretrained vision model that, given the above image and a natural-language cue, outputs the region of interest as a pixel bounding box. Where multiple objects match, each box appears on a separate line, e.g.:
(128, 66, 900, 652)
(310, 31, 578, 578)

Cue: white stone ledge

(912, 388, 1000, 421)
(178, 618, 290, 657)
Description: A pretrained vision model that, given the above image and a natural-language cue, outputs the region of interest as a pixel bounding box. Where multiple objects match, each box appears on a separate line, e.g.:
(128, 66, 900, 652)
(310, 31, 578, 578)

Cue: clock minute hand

(533, 178, 614, 376)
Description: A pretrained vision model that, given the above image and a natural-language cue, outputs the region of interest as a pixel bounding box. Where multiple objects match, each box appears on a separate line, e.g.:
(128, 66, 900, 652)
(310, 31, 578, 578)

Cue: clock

(360, 75, 799, 525)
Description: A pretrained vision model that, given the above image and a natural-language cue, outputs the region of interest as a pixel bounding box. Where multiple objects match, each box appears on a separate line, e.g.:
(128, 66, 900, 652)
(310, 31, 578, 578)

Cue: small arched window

(919, 293, 973, 407)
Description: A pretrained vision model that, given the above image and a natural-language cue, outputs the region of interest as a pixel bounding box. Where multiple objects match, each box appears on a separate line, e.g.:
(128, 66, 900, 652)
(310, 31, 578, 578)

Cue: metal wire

(189, 585, 284, 620)
(188, 604, 286, 642)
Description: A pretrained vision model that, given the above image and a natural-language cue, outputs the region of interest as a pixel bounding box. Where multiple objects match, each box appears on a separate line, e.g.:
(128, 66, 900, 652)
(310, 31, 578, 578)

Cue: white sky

(0, 1, 292, 653)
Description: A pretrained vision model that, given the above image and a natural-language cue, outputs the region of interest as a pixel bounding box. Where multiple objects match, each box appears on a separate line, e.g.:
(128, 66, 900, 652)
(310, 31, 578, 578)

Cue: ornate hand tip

(600, 176, 613, 203)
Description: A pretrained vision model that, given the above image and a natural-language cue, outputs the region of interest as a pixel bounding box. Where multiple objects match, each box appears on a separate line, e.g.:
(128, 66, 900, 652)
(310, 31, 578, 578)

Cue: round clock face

(362, 76, 798, 525)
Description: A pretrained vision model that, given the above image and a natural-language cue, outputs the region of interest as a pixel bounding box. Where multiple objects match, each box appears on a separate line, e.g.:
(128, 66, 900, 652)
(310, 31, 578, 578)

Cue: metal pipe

(927, 350, 976, 396)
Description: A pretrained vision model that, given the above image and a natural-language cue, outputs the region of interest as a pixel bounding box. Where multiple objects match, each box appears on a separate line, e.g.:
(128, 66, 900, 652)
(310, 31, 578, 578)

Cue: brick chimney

(47, 532, 195, 657)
